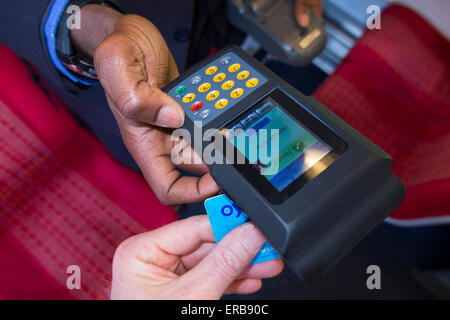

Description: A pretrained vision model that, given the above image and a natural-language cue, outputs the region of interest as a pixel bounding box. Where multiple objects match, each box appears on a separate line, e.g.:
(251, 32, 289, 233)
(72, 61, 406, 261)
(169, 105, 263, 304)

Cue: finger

(115, 116, 218, 205)
(179, 223, 266, 299)
(94, 16, 184, 128)
(146, 162, 219, 205)
(181, 242, 216, 270)
(183, 248, 283, 279)
(294, 0, 323, 27)
(225, 279, 262, 295)
(176, 163, 211, 175)
(310, 0, 323, 16)
(140, 132, 219, 205)
(294, 0, 309, 27)
(170, 139, 210, 174)
(238, 259, 284, 279)
(134, 215, 216, 260)
(143, 215, 215, 256)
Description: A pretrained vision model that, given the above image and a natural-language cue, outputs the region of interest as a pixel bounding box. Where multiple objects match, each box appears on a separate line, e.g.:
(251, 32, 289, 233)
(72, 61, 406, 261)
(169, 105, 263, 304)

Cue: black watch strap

(56, 0, 123, 79)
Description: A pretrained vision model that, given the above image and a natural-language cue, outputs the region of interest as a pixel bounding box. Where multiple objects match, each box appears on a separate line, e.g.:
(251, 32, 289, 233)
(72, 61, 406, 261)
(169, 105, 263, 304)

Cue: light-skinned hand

(294, 0, 324, 27)
(111, 215, 284, 299)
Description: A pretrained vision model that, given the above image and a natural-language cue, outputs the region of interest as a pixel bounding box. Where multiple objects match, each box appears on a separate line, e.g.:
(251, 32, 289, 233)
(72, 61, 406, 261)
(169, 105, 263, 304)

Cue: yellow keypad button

(182, 93, 195, 103)
(237, 70, 249, 80)
(221, 80, 235, 90)
(205, 66, 217, 75)
(246, 78, 259, 88)
(198, 82, 211, 93)
(213, 73, 226, 83)
(228, 63, 241, 73)
(206, 90, 220, 101)
(215, 99, 229, 109)
(230, 88, 244, 99)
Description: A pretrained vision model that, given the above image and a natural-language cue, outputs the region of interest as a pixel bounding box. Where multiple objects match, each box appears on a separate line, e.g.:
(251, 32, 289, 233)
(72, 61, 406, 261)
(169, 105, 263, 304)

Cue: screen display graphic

(227, 98, 332, 191)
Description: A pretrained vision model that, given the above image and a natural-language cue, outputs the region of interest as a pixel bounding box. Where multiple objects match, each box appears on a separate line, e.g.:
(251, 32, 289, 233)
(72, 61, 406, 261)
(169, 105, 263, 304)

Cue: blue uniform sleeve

(44, 0, 99, 86)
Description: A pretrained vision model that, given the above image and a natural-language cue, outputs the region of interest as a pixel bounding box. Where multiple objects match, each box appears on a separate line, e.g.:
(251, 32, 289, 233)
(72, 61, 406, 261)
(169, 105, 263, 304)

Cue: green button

(175, 85, 187, 96)
(292, 140, 304, 152)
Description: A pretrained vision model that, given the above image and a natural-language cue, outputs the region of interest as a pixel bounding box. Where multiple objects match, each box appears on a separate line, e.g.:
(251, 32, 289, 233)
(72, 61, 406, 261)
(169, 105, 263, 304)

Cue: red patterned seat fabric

(0, 46, 177, 299)
(313, 5, 450, 226)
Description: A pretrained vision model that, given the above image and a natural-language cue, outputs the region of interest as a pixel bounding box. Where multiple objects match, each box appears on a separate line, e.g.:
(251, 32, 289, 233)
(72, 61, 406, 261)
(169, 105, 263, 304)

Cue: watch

(56, 0, 123, 79)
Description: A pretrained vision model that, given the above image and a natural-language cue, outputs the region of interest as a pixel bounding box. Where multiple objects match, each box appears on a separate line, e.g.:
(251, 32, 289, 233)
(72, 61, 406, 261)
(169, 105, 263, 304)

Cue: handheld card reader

(164, 46, 405, 282)
(227, 0, 327, 66)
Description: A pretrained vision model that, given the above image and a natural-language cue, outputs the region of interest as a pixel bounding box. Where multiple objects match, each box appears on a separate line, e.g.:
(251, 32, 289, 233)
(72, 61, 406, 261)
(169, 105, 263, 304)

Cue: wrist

(70, 4, 123, 58)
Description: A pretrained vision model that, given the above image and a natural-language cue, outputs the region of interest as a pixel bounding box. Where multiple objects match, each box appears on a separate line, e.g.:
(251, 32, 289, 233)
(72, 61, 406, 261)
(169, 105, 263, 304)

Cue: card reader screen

(227, 98, 332, 192)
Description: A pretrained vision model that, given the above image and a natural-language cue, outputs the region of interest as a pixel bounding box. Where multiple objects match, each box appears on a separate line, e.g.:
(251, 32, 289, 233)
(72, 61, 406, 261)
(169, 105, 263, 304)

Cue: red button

(191, 101, 203, 111)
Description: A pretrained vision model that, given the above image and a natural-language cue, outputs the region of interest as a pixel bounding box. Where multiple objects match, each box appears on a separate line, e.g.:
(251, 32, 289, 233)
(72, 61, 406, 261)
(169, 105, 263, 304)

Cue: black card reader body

(164, 46, 405, 282)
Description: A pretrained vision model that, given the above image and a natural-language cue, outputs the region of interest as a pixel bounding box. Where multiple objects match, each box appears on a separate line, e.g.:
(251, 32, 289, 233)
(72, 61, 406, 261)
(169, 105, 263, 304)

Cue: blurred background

(0, 0, 449, 300)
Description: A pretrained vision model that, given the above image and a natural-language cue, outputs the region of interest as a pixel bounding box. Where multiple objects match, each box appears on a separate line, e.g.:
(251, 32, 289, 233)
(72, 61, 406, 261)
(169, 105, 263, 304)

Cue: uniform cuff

(44, 0, 99, 86)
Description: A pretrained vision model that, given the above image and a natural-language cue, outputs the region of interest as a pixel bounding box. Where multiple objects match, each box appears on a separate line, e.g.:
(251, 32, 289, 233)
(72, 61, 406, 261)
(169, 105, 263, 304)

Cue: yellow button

(246, 78, 259, 88)
(206, 90, 220, 101)
(228, 63, 241, 73)
(205, 66, 217, 75)
(237, 70, 249, 80)
(182, 93, 195, 103)
(213, 73, 226, 82)
(215, 99, 229, 109)
(221, 80, 234, 90)
(230, 88, 244, 99)
(198, 82, 211, 93)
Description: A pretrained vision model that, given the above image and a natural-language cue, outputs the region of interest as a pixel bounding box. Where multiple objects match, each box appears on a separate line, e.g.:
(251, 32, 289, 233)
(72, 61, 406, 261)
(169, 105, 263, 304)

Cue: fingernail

(299, 14, 310, 27)
(240, 224, 266, 253)
(156, 105, 185, 128)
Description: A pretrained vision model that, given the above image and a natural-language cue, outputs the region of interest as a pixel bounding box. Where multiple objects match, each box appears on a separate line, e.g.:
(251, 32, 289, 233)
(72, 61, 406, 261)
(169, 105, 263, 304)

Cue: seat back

(314, 5, 450, 225)
(0, 45, 177, 299)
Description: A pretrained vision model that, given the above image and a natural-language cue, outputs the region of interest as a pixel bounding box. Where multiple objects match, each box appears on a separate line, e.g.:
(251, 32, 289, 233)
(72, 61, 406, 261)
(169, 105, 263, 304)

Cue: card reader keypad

(168, 51, 268, 124)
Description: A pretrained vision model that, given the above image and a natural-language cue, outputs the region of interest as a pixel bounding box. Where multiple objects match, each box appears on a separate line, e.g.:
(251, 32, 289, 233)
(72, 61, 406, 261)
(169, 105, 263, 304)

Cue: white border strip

(385, 216, 450, 227)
